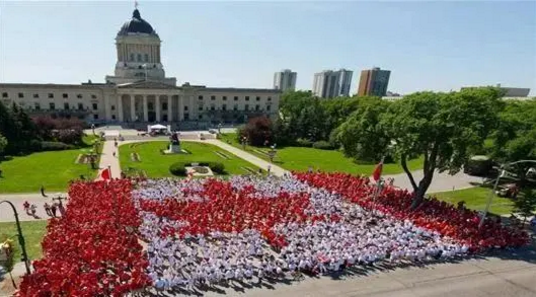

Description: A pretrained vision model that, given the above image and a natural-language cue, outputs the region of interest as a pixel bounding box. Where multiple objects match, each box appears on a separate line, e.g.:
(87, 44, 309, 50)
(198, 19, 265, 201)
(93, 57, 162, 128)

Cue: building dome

(118, 9, 158, 37)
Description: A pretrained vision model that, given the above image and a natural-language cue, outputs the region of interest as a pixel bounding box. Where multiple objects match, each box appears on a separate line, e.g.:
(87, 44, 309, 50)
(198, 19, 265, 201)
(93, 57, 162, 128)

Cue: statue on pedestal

(168, 132, 181, 153)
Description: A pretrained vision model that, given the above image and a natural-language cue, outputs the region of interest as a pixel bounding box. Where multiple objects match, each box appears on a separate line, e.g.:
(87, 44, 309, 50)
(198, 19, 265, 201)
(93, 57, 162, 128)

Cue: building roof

(117, 9, 159, 37)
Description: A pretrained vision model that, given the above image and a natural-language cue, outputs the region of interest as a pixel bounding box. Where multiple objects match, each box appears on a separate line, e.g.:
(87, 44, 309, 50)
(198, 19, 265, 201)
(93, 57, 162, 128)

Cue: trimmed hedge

(312, 140, 335, 150)
(169, 162, 187, 176)
(295, 138, 313, 147)
(169, 161, 226, 176)
(40, 141, 75, 151)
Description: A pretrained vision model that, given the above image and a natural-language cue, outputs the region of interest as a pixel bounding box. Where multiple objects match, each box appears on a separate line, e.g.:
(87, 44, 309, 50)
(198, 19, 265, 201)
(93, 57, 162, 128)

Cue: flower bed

(17, 180, 151, 296)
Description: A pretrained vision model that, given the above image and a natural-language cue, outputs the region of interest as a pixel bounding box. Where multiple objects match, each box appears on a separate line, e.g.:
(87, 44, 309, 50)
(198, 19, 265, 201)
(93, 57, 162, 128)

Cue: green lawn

(0, 136, 100, 194)
(219, 133, 423, 175)
(119, 141, 261, 177)
(0, 220, 48, 260)
(434, 187, 515, 215)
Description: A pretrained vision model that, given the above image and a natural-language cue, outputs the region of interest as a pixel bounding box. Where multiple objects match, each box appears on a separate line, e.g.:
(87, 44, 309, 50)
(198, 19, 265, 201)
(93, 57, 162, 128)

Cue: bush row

(169, 161, 225, 176)
(294, 138, 335, 150)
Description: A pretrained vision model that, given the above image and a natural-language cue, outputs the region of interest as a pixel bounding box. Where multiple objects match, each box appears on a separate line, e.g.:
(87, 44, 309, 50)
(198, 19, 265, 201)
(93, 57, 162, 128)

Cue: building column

(155, 95, 161, 122)
(167, 95, 172, 122)
(130, 95, 136, 121)
(143, 95, 148, 122)
(178, 95, 184, 121)
(117, 95, 124, 122)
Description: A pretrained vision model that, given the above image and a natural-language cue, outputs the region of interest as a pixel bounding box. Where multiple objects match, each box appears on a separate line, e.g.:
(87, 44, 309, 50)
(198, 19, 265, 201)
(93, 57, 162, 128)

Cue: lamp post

(479, 159, 536, 229)
(0, 200, 32, 275)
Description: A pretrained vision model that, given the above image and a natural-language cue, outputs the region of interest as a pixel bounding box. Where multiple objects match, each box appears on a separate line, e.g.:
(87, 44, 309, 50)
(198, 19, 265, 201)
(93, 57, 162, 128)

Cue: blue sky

(1, 1, 535, 95)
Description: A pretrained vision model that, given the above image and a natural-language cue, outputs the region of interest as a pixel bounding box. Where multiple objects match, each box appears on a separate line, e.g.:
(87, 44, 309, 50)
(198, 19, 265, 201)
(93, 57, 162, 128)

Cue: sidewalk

(97, 140, 122, 179)
(0, 193, 65, 222)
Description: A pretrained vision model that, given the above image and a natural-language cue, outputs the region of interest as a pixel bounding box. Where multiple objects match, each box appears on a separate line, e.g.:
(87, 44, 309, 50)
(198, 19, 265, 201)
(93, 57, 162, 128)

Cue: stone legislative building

(0, 8, 280, 128)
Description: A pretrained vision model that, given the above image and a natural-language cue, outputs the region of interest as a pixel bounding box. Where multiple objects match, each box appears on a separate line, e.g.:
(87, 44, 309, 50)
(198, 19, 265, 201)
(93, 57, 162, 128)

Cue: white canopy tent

(149, 124, 167, 130)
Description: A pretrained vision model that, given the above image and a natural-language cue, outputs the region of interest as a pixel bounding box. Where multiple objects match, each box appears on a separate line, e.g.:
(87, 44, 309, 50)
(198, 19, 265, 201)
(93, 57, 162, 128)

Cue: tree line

(240, 87, 536, 208)
(0, 100, 86, 158)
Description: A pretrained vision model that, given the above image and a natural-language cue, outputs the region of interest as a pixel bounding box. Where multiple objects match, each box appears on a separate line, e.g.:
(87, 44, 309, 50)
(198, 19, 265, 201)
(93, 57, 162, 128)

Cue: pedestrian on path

(44, 203, 52, 217)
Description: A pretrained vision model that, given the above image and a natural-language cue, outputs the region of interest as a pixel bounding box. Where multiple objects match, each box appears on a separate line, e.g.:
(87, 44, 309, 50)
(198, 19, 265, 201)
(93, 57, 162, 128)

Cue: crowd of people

(16, 172, 529, 295)
(131, 175, 469, 291)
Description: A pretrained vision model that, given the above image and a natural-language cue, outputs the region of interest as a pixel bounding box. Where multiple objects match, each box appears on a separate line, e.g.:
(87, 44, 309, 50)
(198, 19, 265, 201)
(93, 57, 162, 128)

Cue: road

(199, 249, 536, 297)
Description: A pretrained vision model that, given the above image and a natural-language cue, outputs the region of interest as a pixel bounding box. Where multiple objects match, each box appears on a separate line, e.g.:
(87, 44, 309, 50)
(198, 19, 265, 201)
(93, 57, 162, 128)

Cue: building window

(111, 105, 115, 111)
(198, 114, 202, 120)
(34, 103, 40, 110)
(267, 105, 271, 111)
(222, 104, 227, 111)
(144, 53, 149, 62)
(48, 93, 54, 98)
(64, 102, 70, 110)
(223, 96, 227, 101)
(198, 106, 203, 111)
(211, 95, 216, 100)
(18, 93, 24, 98)
(1, 92, 7, 98)
(184, 106, 188, 111)
(33, 94, 39, 98)
(49, 102, 55, 110)
(198, 95, 203, 100)
(137, 54, 142, 62)
(210, 105, 215, 111)
(162, 102, 168, 111)
(245, 96, 250, 101)
(78, 103, 84, 110)
(91, 94, 97, 99)
(267, 97, 272, 101)
(255, 105, 260, 111)
(148, 102, 154, 110)
(245, 104, 249, 111)
(76, 94, 82, 99)
(256, 96, 260, 101)
(92, 103, 98, 110)
(112, 115, 116, 120)
(63, 93, 68, 98)
(93, 114, 99, 120)
(130, 53, 135, 61)
(184, 113, 189, 120)
(234, 96, 238, 101)
(233, 105, 238, 111)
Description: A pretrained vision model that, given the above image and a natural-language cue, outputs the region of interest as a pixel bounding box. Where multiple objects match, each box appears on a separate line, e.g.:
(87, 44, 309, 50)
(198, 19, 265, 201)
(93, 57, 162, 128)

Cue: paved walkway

(0, 193, 66, 222)
(97, 140, 122, 179)
(385, 169, 484, 194)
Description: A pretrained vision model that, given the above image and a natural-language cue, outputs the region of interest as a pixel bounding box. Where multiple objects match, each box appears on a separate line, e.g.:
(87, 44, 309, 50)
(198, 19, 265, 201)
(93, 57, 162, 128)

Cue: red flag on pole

(372, 161, 383, 181)
(101, 168, 111, 180)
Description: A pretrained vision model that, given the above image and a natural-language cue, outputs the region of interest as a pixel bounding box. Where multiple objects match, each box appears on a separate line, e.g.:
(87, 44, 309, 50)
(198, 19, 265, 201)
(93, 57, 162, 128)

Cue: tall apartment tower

(312, 69, 353, 98)
(357, 67, 391, 97)
(273, 69, 297, 92)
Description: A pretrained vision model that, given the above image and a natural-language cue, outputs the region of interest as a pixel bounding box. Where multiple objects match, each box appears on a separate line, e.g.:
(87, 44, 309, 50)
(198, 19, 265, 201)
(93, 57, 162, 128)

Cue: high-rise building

(273, 69, 297, 92)
(357, 67, 391, 97)
(312, 69, 353, 98)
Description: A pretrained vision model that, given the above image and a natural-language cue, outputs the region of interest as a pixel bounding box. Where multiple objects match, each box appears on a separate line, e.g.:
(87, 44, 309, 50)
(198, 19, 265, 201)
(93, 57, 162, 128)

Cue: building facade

(357, 67, 391, 97)
(312, 69, 353, 98)
(273, 69, 297, 92)
(0, 8, 280, 128)
(461, 84, 530, 97)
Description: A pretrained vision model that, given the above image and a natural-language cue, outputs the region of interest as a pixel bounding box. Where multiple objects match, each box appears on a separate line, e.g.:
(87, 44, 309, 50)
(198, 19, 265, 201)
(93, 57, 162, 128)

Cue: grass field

(219, 133, 423, 175)
(119, 141, 261, 177)
(0, 135, 101, 194)
(0, 220, 48, 260)
(434, 187, 514, 215)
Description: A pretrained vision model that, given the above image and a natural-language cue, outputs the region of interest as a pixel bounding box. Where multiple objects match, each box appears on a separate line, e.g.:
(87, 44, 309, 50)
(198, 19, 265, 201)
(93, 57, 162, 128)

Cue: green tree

(339, 87, 502, 207)
(0, 132, 7, 157)
(490, 99, 536, 185)
(331, 97, 390, 162)
(514, 188, 536, 224)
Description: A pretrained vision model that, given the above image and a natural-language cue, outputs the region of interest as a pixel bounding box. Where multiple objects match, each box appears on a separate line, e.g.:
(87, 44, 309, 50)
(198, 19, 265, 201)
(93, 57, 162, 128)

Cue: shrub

(40, 141, 74, 151)
(295, 138, 313, 147)
(312, 140, 335, 150)
(241, 116, 274, 146)
(56, 129, 83, 145)
(169, 162, 187, 176)
(207, 162, 225, 174)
